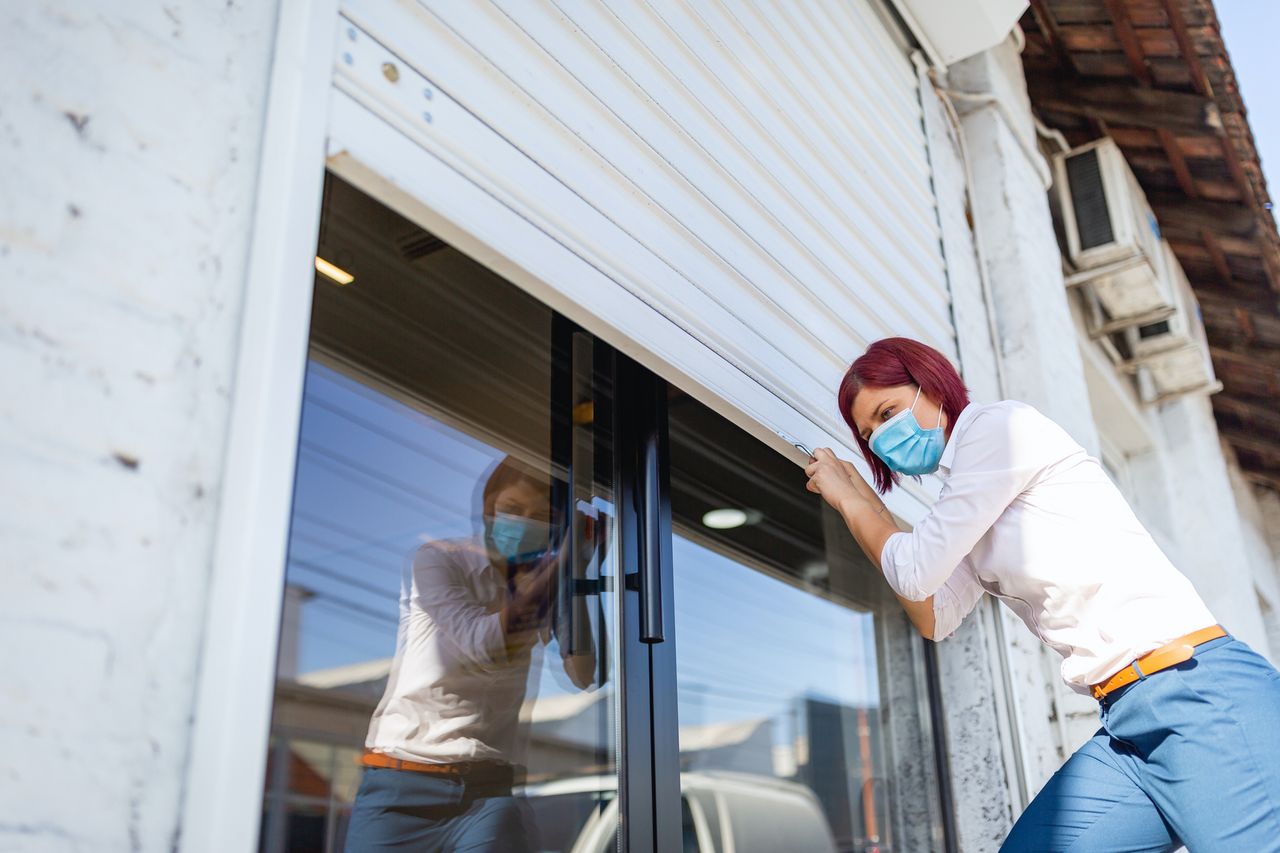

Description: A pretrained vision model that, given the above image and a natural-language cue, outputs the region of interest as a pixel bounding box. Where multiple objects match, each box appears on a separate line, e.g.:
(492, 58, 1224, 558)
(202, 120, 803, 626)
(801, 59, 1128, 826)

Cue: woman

(804, 337, 1280, 852)
(347, 456, 596, 852)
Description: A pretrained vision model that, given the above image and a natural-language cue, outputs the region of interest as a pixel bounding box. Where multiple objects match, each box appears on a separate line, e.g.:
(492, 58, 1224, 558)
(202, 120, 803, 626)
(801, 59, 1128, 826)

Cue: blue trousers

(1002, 635, 1280, 852)
(344, 766, 536, 852)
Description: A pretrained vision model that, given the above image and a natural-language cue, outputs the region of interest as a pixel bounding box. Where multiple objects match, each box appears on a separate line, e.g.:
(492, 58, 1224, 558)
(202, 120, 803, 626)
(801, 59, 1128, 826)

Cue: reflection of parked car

(522, 771, 839, 853)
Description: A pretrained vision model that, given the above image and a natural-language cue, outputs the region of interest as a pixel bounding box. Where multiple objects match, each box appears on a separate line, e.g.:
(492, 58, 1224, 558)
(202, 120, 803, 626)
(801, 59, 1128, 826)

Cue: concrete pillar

(941, 35, 1108, 818)
(948, 41, 1098, 450)
(916, 51, 1022, 852)
(277, 583, 315, 681)
(914, 35, 1100, 849)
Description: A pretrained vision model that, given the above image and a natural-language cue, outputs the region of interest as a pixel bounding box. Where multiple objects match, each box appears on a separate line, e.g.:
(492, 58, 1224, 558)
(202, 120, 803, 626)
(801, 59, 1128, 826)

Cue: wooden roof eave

(1019, 0, 1280, 493)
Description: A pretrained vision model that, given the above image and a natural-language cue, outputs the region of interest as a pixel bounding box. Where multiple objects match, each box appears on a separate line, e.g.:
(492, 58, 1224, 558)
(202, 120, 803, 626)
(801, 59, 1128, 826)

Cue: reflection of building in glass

(263, 653, 619, 851)
(672, 695, 891, 853)
(519, 691, 615, 783)
(680, 718, 777, 777)
(266, 656, 897, 853)
(797, 698, 889, 853)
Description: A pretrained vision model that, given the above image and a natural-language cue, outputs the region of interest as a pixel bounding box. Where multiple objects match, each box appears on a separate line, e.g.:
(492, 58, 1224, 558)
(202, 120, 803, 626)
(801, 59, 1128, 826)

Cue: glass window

(667, 394, 944, 853)
(260, 175, 619, 852)
(258, 173, 945, 853)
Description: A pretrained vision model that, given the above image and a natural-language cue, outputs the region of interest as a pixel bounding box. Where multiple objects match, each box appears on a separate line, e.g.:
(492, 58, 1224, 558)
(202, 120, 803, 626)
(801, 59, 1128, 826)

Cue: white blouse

(366, 537, 539, 764)
(879, 400, 1216, 694)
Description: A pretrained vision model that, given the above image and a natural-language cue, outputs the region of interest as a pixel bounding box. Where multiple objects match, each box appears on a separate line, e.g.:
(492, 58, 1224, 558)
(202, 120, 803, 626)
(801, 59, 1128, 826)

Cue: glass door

(258, 171, 947, 853)
(663, 394, 946, 853)
(259, 174, 631, 852)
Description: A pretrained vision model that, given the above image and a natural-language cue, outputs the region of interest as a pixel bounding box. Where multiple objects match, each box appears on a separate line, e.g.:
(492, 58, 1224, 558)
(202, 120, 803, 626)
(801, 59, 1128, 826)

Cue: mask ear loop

(911, 384, 943, 431)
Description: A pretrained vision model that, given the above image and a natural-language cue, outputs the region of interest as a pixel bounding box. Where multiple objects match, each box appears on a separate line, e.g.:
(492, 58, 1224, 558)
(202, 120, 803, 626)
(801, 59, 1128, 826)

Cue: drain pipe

(929, 70, 1054, 191)
(1035, 116, 1071, 154)
(931, 62, 1086, 788)
(924, 65, 1009, 402)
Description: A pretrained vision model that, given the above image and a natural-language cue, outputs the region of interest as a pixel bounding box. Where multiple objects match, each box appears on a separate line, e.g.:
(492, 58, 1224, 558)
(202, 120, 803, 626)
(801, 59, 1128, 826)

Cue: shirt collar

(937, 402, 979, 477)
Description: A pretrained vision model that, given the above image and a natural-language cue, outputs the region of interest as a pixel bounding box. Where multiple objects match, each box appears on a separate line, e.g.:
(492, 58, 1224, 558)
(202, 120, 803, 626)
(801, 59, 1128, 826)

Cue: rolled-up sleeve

(931, 565, 985, 640)
(411, 545, 509, 668)
(879, 405, 1047, 601)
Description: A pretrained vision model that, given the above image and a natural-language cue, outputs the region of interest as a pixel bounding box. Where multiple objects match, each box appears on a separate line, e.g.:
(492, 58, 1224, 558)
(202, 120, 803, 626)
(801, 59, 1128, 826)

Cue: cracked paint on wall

(0, 2, 282, 850)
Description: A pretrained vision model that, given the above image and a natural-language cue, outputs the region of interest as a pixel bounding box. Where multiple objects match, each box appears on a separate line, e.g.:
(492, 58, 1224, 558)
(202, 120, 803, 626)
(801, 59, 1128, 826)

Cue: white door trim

(178, 1, 339, 850)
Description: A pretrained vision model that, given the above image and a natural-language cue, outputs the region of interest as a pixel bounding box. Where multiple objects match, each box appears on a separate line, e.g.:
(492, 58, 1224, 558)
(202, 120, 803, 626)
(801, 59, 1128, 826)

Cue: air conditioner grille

(1067, 149, 1115, 250)
(1138, 320, 1172, 339)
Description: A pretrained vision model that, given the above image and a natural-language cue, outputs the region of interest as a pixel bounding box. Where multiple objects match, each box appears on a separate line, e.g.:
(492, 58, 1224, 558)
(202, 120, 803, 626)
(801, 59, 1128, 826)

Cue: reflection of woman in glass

(804, 337, 1280, 852)
(345, 456, 597, 851)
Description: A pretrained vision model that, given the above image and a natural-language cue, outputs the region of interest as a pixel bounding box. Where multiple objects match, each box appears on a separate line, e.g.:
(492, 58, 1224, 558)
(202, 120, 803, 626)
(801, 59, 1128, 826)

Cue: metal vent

(397, 229, 447, 262)
(1067, 149, 1115, 250)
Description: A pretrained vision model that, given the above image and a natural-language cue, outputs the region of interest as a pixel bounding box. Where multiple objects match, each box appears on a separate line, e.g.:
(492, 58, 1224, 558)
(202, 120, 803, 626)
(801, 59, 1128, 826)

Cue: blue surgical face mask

(868, 386, 945, 476)
(488, 512, 552, 563)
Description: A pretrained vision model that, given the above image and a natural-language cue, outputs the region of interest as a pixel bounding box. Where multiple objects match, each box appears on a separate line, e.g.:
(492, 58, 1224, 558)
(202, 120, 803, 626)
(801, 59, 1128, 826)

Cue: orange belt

(1091, 625, 1227, 700)
(359, 750, 511, 778)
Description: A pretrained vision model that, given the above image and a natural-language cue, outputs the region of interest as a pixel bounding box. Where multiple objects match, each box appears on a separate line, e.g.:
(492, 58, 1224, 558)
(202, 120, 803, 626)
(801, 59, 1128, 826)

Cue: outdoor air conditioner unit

(1123, 242, 1218, 398)
(1055, 138, 1172, 320)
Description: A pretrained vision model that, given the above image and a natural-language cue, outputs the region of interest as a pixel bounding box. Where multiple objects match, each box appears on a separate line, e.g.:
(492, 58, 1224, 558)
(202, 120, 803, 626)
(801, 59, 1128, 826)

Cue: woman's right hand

(806, 449, 862, 511)
(818, 451, 880, 502)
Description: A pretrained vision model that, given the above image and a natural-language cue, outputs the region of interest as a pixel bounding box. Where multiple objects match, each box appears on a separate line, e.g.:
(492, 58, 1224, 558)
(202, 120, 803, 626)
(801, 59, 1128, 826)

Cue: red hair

(837, 338, 970, 494)
(481, 455, 549, 518)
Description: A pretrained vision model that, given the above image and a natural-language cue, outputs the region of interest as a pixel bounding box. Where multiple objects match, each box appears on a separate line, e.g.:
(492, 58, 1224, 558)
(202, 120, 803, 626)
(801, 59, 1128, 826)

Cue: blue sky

(1216, 2, 1278, 200)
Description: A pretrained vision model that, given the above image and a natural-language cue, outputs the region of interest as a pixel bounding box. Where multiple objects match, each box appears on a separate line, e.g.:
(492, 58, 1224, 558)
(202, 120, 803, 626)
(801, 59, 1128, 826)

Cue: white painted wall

(1248, 487, 1280, 660)
(1151, 398, 1270, 655)
(0, 2, 282, 849)
(949, 48, 1097, 451)
(1225, 455, 1280, 661)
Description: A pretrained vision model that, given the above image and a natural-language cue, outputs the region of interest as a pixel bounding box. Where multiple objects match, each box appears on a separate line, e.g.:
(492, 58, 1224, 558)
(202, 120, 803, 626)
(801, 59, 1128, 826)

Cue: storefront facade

(188, 2, 993, 849)
(4, 1, 1278, 852)
(253, 171, 951, 851)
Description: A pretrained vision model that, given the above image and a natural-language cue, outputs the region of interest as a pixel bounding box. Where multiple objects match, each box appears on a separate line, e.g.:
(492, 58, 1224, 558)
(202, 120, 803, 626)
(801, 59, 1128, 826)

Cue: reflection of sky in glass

(286, 360, 881, 739)
(673, 535, 879, 737)
(286, 361, 504, 676)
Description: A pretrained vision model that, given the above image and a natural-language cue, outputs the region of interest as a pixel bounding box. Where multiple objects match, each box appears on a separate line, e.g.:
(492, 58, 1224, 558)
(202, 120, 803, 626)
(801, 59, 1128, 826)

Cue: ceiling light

(315, 256, 354, 285)
(701, 508, 762, 530)
(702, 509, 747, 529)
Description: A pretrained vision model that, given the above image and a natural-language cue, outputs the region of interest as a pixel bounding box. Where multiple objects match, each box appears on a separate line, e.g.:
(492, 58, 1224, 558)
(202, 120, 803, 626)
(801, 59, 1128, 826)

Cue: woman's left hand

(805, 448, 863, 509)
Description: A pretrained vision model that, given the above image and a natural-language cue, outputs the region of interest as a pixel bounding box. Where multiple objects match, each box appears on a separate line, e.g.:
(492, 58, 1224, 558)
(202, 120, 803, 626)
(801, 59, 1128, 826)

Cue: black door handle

(639, 381, 665, 644)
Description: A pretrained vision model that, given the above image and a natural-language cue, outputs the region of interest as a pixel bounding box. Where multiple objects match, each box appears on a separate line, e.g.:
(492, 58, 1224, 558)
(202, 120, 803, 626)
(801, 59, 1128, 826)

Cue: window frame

(179, 2, 340, 851)
(184, 5, 960, 850)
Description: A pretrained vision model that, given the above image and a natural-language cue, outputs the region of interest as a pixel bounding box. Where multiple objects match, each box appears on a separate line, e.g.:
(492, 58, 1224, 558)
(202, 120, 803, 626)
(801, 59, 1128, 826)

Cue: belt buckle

(1094, 634, 1211, 702)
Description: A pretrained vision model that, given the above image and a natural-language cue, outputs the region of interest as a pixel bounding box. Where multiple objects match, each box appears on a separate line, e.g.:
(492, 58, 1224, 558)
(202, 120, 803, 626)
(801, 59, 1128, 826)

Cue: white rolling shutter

(327, 0, 953, 521)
